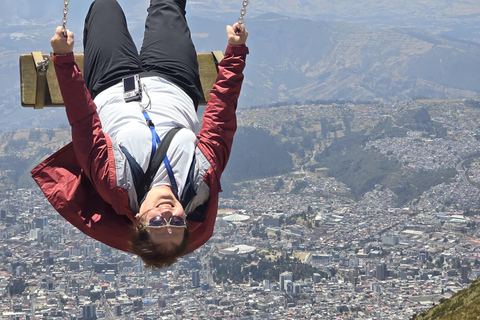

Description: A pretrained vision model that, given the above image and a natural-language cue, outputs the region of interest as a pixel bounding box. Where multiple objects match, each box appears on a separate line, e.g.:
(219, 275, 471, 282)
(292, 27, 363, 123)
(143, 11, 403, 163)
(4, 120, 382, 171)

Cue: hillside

(2, 12, 480, 129)
(0, 129, 71, 188)
(6, 100, 480, 212)
(187, 14, 480, 106)
(313, 107, 457, 205)
(187, 0, 480, 43)
(412, 277, 480, 320)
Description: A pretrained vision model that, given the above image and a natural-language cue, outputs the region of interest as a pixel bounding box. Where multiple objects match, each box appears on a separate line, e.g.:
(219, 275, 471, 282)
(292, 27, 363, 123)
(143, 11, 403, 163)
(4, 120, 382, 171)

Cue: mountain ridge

(1, 9, 480, 129)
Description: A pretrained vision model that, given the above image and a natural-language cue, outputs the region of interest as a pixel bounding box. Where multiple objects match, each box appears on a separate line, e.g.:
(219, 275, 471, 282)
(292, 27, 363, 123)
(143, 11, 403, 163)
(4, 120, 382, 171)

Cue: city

(1, 100, 480, 319)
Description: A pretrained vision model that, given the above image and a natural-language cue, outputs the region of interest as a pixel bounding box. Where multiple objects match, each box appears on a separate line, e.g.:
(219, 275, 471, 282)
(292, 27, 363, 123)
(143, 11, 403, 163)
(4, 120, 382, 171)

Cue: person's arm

(50, 27, 125, 210)
(196, 23, 249, 180)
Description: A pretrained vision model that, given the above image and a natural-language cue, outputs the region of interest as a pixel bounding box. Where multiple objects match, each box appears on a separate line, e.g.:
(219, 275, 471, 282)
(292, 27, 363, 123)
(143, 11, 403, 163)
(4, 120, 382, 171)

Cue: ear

(132, 216, 144, 231)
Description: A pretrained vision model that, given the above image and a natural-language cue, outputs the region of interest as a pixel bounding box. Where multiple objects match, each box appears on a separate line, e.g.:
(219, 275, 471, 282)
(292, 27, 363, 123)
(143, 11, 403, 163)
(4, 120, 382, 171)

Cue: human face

(137, 185, 187, 247)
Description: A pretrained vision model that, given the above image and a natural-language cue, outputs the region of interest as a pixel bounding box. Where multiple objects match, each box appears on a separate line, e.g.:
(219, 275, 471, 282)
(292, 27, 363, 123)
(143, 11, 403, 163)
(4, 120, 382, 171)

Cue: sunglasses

(143, 215, 187, 229)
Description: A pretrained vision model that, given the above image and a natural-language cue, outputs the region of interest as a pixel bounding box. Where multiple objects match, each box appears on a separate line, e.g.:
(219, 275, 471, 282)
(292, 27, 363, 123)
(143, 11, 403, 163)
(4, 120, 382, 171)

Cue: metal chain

(62, 0, 70, 37)
(36, 54, 51, 75)
(37, 0, 70, 74)
(237, 0, 249, 26)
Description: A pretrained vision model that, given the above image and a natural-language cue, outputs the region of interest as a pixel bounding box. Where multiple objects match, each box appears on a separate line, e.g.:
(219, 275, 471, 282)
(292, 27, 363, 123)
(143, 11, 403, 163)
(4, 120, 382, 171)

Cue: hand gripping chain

(36, 0, 70, 74)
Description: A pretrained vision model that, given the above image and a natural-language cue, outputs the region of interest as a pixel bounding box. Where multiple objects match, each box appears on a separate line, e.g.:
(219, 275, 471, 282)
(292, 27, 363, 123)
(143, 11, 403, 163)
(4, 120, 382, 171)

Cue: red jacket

(31, 44, 248, 254)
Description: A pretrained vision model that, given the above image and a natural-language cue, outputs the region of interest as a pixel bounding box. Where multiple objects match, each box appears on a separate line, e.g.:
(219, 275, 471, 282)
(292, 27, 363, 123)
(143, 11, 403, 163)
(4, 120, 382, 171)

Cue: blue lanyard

(142, 110, 179, 200)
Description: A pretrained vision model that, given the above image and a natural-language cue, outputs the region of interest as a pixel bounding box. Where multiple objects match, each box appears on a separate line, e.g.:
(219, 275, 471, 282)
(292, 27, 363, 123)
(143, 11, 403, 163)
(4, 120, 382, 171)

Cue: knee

(90, 0, 122, 12)
(87, 0, 124, 20)
(148, 0, 187, 14)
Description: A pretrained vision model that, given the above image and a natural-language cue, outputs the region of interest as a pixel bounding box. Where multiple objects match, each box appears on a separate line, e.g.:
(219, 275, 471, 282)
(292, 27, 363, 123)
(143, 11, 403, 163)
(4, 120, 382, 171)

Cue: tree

(46, 129, 56, 141)
(9, 278, 26, 295)
(274, 178, 285, 192)
(90, 291, 101, 302)
(413, 108, 431, 124)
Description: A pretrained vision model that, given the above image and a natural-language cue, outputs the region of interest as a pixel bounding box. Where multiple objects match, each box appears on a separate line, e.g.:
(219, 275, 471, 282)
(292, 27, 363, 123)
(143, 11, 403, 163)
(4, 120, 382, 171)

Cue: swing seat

(19, 51, 225, 109)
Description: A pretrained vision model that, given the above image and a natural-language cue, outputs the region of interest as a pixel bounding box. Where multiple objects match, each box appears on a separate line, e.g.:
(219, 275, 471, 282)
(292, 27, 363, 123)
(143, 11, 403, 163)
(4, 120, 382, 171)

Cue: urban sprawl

(2, 100, 480, 319)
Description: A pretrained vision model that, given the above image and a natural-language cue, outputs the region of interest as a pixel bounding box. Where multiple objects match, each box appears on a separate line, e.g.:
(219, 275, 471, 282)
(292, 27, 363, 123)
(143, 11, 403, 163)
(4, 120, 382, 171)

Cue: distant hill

(237, 14, 480, 106)
(189, 13, 480, 106)
(187, 0, 480, 43)
(3, 13, 480, 130)
(0, 125, 294, 192)
(221, 126, 294, 196)
(314, 108, 457, 206)
(1, 101, 468, 208)
(0, 128, 71, 188)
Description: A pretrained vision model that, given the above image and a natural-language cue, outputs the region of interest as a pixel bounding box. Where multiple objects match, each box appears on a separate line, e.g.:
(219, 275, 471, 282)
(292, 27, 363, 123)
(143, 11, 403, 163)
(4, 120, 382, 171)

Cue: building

(313, 273, 322, 283)
(263, 212, 284, 227)
(376, 263, 388, 281)
(115, 305, 122, 317)
(461, 265, 470, 284)
(192, 269, 200, 288)
(285, 280, 293, 294)
(382, 234, 399, 246)
(310, 254, 331, 265)
(82, 304, 96, 320)
(222, 212, 250, 223)
(293, 282, 302, 294)
(219, 245, 256, 256)
(279, 272, 293, 291)
(35, 217, 48, 229)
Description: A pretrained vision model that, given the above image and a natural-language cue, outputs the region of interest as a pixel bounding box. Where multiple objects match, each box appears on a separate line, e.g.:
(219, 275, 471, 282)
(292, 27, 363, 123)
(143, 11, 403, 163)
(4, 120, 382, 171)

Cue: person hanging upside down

(31, 0, 248, 269)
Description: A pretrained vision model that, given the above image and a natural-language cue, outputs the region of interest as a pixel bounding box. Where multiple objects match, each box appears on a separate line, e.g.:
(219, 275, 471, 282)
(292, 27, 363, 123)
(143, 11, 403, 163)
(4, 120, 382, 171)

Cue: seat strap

(32, 52, 47, 109)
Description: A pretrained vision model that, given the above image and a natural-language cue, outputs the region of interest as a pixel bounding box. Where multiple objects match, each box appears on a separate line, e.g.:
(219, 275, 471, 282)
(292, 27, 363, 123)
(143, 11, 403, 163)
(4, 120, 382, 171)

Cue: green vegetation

(0, 129, 69, 188)
(464, 100, 480, 109)
(316, 138, 456, 205)
(0, 105, 462, 206)
(222, 126, 294, 195)
(315, 108, 456, 205)
(211, 253, 326, 284)
(0, 155, 31, 186)
(397, 108, 447, 138)
(412, 277, 480, 320)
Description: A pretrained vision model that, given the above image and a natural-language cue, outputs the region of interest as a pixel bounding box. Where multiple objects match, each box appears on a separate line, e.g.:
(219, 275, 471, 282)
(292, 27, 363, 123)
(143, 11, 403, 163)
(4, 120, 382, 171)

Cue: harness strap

(136, 127, 182, 205)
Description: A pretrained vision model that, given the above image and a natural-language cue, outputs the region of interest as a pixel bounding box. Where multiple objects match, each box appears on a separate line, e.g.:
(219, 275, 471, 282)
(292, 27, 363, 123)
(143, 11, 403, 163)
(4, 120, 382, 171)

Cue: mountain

(1, 3, 480, 130)
(187, 0, 480, 43)
(188, 13, 480, 106)
(3, 100, 476, 207)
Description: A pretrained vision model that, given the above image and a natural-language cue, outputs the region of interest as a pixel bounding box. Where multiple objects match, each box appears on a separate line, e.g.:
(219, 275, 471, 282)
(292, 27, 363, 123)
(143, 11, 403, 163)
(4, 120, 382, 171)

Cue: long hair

(130, 223, 190, 269)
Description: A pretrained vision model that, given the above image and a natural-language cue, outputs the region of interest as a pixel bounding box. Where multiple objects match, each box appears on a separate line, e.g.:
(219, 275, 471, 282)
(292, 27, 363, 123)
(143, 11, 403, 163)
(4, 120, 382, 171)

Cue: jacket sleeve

(53, 53, 125, 212)
(196, 44, 249, 182)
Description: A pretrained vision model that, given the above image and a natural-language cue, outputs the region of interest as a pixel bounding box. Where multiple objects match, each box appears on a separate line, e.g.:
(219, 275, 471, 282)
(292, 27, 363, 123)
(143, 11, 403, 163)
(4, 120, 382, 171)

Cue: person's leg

(139, 0, 203, 108)
(83, 0, 144, 99)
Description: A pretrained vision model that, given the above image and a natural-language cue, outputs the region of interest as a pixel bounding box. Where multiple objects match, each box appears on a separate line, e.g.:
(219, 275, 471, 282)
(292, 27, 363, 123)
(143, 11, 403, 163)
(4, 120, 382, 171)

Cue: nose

(160, 210, 173, 222)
